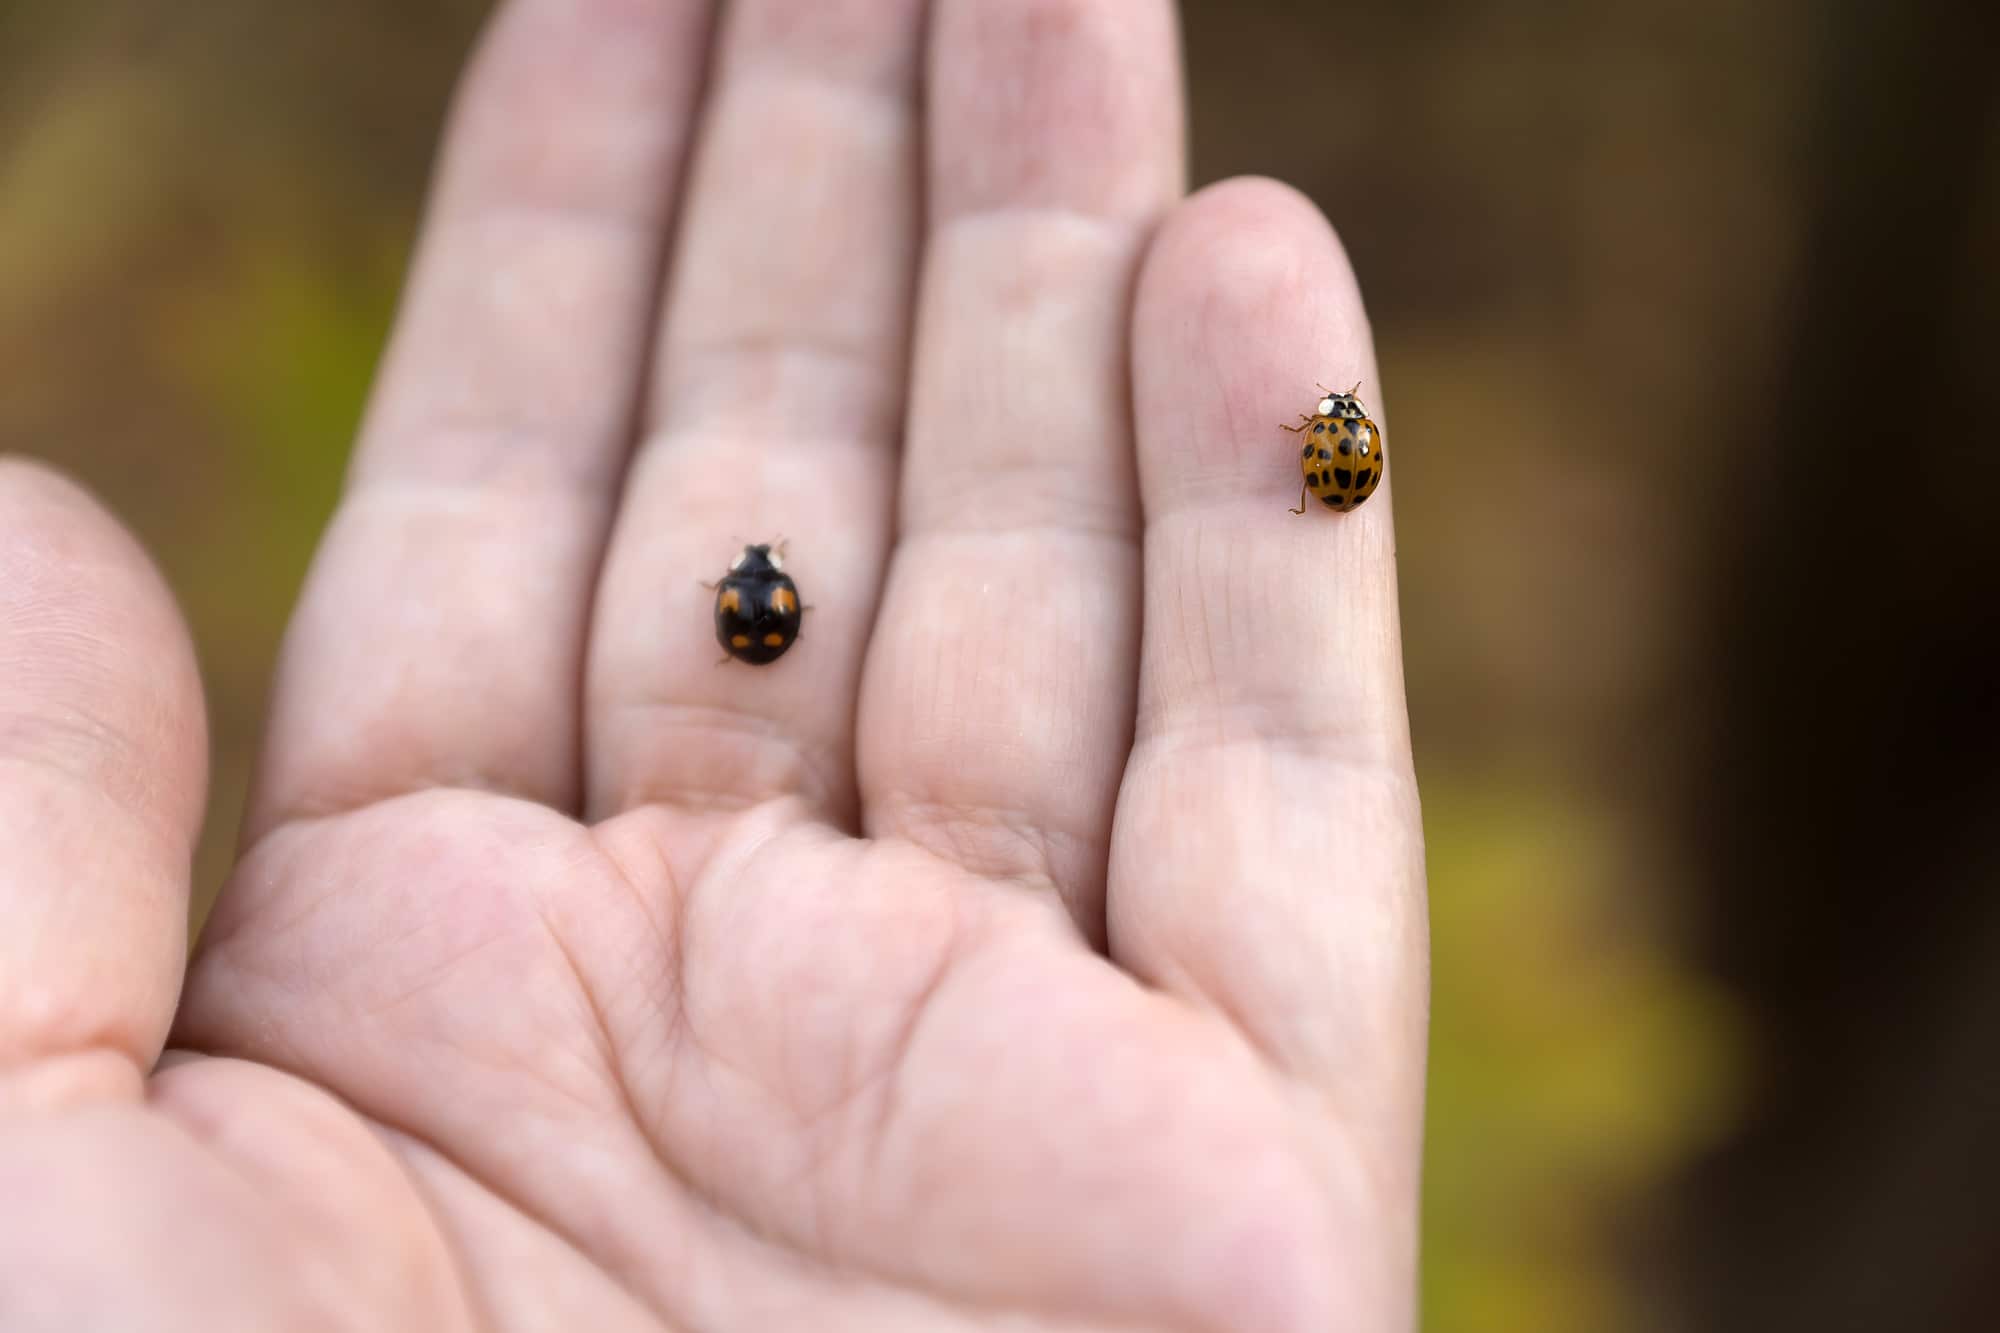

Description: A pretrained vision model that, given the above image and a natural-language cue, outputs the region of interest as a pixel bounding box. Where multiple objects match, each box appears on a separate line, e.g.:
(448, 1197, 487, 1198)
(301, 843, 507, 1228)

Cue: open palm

(0, 2, 1425, 1329)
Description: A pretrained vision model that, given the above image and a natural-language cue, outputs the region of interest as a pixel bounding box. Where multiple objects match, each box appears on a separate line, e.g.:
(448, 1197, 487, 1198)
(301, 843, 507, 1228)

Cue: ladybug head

(1316, 381, 1366, 419)
(731, 542, 785, 573)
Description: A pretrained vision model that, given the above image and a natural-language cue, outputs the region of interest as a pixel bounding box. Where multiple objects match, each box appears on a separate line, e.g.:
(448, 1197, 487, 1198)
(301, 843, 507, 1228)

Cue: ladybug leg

(715, 653, 734, 667)
(1289, 483, 1308, 515)
(698, 578, 719, 590)
(1279, 420, 1307, 433)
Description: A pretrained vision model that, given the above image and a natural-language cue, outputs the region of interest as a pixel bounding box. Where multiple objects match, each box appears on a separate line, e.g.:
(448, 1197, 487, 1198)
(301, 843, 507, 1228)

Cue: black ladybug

(712, 544, 803, 665)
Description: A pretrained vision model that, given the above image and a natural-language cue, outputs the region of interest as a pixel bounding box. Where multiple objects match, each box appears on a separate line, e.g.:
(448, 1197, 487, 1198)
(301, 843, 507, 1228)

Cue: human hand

(0, 2, 1425, 1329)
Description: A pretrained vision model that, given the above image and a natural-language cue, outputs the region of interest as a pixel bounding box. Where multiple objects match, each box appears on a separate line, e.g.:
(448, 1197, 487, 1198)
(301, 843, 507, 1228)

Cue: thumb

(0, 459, 206, 1110)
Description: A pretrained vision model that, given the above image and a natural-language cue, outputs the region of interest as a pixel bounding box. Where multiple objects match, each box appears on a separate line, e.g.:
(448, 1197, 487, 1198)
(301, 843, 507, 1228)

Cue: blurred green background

(3, 1, 1994, 1329)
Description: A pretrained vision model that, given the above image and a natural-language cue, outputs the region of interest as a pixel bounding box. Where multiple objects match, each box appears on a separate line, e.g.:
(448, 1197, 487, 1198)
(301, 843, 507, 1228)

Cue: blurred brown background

(2, 0, 1995, 1328)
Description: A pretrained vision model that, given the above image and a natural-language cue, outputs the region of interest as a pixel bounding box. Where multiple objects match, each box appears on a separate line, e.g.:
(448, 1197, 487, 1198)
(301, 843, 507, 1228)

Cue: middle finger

(586, 0, 926, 822)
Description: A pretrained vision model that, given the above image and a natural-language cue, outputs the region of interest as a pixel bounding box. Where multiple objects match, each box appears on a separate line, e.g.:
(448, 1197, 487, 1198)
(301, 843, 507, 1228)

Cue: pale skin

(0, 1, 1425, 1329)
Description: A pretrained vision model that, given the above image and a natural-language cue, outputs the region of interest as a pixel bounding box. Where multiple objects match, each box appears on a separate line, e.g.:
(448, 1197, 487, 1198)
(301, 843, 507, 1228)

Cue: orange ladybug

(1283, 383, 1384, 514)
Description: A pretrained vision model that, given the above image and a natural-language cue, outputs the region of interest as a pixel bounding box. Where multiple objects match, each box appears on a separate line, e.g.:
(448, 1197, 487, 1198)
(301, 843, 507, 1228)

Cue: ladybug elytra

(712, 543, 803, 665)
(1284, 383, 1384, 514)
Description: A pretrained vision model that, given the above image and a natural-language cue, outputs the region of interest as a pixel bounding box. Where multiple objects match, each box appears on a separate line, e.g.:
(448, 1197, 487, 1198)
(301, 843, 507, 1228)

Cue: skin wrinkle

(652, 336, 909, 446)
(597, 700, 849, 818)
(369, 1140, 510, 1333)
(154, 1067, 476, 1330)
(0, 738, 181, 865)
(149, 1106, 370, 1326)
(362, 216, 660, 446)
(343, 462, 627, 516)
(530, 886, 716, 1310)
(188, 826, 689, 1323)
(898, 477, 1142, 546)
(637, 827, 1089, 1320)
(610, 828, 1001, 1327)
(389, 1131, 676, 1333)
(284, 1059, 650, 1327)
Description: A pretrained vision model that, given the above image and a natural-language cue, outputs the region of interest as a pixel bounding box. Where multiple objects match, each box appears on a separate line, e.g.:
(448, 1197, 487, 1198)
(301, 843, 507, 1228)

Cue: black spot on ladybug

(1302, 444, 1313, 458)
(1317, 448, 1331, 461)
(1322, 494, 1340, 507)
(1333, 468, 1353, 488)
(1338, 440, 1351, 456)
(1313, 422, 1325, 434)
(1355, 468, 1373, 488)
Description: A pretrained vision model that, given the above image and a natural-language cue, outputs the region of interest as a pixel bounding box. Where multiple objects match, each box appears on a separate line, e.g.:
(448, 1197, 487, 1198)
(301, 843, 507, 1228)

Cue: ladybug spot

(1355, 468, 1373, 488)
(1302, 444, 1313, 458)
(1333, 468, 1353, 488)
(1307, 470, 1321, 487)
(1338, 440, 1351, 455)
(1317, 448, 1332, 461)
(1322, 494, 1341, 507)
(1313, 422, 1325, 434)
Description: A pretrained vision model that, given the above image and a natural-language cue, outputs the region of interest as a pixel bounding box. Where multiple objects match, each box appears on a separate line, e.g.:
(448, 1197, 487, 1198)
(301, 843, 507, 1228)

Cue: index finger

(1108, 180, 1427, 1151)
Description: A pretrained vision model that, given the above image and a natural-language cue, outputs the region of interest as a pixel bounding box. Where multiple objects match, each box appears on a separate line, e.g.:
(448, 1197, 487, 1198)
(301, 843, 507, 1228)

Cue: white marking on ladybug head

(1317, 396, 1338, 416)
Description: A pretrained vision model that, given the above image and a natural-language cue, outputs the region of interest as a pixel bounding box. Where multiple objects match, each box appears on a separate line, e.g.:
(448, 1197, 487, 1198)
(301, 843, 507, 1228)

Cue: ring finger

(855, 0, 1186, 941)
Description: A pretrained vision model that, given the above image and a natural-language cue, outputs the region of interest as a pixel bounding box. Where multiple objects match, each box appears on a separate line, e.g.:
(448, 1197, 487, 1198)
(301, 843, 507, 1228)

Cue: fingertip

(1134, 177, 1376, 485)
(1144, 175, 1362, 307)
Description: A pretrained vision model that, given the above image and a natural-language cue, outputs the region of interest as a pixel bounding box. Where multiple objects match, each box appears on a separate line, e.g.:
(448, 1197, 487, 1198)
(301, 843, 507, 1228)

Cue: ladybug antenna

(1347, 381, 1362, 397)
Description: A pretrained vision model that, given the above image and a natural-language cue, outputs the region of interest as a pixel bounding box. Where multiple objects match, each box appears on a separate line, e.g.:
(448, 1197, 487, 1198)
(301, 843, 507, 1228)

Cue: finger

(856, 0, 1185, 939)
(246, 0, 717, 841)
(585, 0, 927, 822)
(0, 462, 205, 1090)
(1111, 180, 1426, 1148)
